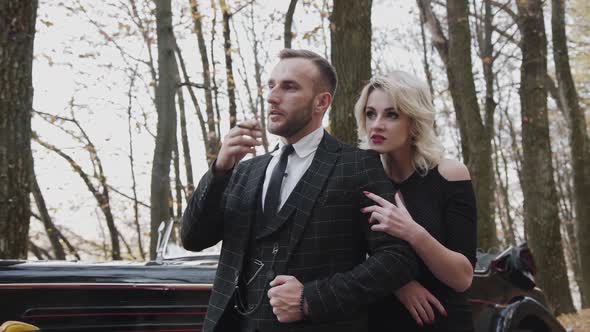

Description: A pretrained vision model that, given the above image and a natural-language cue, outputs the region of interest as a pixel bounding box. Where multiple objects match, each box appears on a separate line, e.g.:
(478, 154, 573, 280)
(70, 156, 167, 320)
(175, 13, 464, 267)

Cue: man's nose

(267, 87, 279, 104)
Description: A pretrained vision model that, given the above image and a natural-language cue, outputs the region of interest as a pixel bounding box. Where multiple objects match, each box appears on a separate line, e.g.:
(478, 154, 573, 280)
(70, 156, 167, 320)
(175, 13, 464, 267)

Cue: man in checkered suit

(182, 49, 419, 332)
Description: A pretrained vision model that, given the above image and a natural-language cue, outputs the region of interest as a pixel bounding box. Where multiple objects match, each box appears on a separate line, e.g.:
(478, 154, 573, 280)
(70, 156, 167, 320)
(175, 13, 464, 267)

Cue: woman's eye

(366, 110, 376, 119)
(387, 111, 399, 119)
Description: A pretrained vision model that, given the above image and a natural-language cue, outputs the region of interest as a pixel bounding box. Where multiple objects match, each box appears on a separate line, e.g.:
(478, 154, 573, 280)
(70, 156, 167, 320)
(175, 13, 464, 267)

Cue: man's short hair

(278, 49, 338, 96)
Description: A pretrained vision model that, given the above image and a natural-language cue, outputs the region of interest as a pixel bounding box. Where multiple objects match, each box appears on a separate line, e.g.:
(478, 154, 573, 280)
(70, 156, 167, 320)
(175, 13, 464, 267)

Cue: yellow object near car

(0, 321, 39, 332)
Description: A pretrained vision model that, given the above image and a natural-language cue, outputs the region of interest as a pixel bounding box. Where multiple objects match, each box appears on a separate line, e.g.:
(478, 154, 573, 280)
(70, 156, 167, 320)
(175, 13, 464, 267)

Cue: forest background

(1, 0, 589, 318)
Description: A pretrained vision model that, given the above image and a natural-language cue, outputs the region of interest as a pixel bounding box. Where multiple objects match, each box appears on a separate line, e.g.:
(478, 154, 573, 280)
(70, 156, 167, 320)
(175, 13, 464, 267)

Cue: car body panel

(0, 225, 567, 332)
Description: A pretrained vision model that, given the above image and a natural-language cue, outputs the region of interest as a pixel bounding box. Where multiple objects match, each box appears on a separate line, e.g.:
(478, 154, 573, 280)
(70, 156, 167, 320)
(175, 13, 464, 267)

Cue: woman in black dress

(354, 71, 477, 332)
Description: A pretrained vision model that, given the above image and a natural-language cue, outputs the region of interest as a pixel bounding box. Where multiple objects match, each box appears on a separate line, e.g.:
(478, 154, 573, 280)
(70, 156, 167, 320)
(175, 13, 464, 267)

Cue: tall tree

(0, 1, 38, 259)
(330, 0, 372, 145)
(516, 0, 575, 314)
(551, 0, 590, 308)
(284, 0, 299, 49)
(219, 0, 237, 128)
(417, 0, 497, 249)
(150, 0, 178, 259)
(189, 0, 220, 165)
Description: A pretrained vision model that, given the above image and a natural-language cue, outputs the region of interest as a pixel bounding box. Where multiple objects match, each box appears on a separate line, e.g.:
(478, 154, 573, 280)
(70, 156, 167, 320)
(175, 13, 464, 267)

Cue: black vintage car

(0, 220, 570, 332)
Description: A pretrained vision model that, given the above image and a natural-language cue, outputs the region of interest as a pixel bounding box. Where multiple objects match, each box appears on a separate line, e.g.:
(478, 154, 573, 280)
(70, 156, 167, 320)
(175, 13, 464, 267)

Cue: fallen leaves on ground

(557, 308, 590, 331)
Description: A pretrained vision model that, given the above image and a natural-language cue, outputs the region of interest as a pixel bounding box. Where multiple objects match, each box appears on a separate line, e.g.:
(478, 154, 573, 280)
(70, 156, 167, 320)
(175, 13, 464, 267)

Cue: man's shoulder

(338, 144, 381, 160)
(324, 134, 379, 158)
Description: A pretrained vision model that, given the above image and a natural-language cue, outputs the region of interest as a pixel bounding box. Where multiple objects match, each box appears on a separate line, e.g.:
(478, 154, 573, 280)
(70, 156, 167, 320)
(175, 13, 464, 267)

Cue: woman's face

(364, 88, 413, 155)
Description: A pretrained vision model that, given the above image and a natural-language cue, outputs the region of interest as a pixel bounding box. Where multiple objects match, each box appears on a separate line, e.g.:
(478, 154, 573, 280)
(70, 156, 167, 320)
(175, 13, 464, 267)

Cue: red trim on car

(0, 283, 212, 290)
(23, 311, 206, 319)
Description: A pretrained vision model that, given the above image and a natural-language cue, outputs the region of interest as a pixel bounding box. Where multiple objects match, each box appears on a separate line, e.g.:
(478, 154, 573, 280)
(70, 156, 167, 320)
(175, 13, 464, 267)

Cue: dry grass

(557, 308, 590, 332)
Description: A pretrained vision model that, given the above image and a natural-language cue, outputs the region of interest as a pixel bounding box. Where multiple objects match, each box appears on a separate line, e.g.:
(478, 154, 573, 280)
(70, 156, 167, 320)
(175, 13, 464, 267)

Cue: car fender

(493, 297, 567, 332)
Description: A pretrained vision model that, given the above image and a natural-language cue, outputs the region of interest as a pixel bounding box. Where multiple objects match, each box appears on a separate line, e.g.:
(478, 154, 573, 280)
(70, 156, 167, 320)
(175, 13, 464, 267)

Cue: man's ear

(314, 92, 332, 114)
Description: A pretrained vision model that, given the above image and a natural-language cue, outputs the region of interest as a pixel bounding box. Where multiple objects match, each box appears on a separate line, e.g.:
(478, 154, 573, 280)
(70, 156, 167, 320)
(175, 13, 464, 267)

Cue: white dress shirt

(262, 126, 325, 211)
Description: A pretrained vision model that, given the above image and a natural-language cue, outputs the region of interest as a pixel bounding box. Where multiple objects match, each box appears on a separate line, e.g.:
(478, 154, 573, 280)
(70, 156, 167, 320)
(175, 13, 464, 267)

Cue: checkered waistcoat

(236, 194, 301, 331)
(181, 132, 418, 332)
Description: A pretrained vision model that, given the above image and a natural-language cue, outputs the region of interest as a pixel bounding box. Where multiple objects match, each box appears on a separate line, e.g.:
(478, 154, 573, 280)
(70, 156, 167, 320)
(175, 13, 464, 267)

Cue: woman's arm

(406, 219, 473, 292)
(362, 160, 476, 292)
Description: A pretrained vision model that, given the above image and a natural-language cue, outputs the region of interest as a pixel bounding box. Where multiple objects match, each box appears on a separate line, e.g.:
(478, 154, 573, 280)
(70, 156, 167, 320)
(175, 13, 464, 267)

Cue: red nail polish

(360, 208, 365, 212)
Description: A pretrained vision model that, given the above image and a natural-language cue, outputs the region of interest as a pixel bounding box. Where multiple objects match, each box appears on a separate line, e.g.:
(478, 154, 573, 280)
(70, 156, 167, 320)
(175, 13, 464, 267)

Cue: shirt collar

(276, 126, 324, 158)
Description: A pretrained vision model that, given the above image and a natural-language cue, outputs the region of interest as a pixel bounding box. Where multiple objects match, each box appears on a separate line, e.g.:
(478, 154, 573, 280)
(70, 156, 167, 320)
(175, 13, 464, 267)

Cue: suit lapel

(256, 133, 341, 249)
(234, 154, 273, 252)
(286, 134, 340, 253)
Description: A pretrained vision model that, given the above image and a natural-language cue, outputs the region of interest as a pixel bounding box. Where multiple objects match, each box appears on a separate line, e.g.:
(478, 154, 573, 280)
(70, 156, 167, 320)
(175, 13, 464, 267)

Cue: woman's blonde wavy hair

(354, 71, 444, 176)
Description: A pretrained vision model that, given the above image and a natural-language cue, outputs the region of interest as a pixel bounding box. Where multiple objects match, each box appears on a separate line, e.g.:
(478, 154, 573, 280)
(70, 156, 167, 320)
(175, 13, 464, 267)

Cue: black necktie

(264, 144, 295, 222)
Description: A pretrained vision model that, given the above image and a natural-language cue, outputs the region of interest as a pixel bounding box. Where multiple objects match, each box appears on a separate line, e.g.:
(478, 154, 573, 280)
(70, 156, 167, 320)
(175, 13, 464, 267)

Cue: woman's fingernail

(360, 208, 365, 212)
(363, 191, 370, 195)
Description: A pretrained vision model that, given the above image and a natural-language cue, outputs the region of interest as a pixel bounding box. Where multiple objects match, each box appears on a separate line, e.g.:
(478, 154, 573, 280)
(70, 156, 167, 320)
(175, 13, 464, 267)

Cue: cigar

(236, 123, 260, 157)
(237, 123, 258, 130)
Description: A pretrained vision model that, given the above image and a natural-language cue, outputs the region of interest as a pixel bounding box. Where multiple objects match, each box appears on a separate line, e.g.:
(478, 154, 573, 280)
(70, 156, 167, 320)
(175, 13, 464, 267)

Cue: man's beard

(268, 103, 314, 139)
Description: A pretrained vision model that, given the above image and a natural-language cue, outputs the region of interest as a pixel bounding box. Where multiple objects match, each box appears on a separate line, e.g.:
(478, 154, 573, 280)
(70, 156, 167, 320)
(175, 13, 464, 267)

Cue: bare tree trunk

(173, 136, 183, 220)
(284, 0, 298, 49)
(554, 149, 582, 299)
(210, 0, 222, 137)
(330, 0, 372, 145)
(516, 0, 575, 314)
(320, 0, 330, 59)
(31, 213, 80, 260)
(551, 0, 590, 308)
(29, 241, 52, 260)
(219, 0, 237, 128)
(31, 163, 66, 260)
(126, 67, 146, 261)
(417, 0, 497, 250)
(418, 9, 435, 102)
(175, 40, 210, 166)
(189, 0, 220, 163)
(492, 134, 516, 247)
(233, 24, 258, 120)
(150, 0, 178, 260)
(249, 4, 269, 152)
(176, 80, 194, 198)
(0, 0, 37, 259)
(446, 0, 497, 250)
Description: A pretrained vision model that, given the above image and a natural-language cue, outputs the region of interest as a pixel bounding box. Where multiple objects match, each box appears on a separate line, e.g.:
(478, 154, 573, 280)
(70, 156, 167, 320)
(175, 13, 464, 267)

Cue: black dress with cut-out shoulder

(369, 166, 477, 332)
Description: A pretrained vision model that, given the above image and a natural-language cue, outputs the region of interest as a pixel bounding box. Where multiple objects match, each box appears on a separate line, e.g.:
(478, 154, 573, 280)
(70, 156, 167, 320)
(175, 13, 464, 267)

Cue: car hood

(0, 257, 218, 285)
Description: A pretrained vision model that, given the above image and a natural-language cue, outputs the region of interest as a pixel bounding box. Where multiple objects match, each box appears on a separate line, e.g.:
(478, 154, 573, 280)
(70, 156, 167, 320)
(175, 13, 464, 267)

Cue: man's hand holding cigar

(213, 119, 263, 176)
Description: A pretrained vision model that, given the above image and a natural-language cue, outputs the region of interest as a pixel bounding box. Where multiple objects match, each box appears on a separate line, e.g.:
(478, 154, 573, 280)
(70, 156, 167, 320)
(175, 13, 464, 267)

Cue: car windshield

(164, 241, 221, 259)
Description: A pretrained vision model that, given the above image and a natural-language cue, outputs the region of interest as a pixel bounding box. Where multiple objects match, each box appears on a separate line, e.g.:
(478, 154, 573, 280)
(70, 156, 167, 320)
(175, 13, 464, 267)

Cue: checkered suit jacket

(182, 132, 418, 332)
